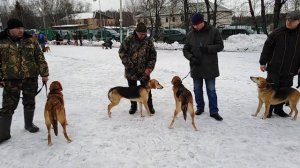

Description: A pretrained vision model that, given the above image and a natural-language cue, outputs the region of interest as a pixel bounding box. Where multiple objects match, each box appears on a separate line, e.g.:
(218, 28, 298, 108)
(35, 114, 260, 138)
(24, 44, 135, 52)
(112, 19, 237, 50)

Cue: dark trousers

(266, 73, 294, 112)
(0, 78, 38, 117)
(127, 79, 153, 109)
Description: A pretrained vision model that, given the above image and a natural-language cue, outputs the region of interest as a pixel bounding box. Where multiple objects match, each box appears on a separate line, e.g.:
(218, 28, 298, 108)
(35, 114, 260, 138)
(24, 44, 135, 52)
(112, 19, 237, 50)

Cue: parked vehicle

(96, 28, 120, 41)
(219, 27, 254, 39)
(159, 28, 186, 44)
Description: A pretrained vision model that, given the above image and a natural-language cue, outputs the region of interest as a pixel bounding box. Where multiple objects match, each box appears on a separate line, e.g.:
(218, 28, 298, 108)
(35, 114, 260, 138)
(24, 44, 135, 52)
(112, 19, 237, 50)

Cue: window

(166, 17, 168, 23)
(181, 15, 184, 21)
(172, 17, 175, 22)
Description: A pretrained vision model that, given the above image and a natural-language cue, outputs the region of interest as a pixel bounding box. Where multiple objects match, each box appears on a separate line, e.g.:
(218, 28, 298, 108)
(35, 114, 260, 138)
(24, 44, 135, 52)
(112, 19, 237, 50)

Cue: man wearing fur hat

(259, 11, 300, 118)
(0, 18, 49, 144)
(119, 22, 157, 115)
(183, 12, 224, 121)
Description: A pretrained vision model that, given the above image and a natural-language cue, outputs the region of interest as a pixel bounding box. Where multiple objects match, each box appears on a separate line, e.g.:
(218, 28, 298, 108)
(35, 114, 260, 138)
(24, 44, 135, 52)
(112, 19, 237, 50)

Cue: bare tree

(261, 0, 268, 35)
(273, 0, 287, 30)
(183, 0, 189, 33)
(204, 0, 211, 24)
(248, 0, 259, 33)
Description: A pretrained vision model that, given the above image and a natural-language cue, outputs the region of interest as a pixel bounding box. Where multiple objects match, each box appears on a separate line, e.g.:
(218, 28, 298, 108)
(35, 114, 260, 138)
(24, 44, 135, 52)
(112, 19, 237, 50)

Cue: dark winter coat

(0, 30, 49, 80)
(260, 25, 300, 77)
(119, 31, 157, 80)
(183, 23, 224, 79)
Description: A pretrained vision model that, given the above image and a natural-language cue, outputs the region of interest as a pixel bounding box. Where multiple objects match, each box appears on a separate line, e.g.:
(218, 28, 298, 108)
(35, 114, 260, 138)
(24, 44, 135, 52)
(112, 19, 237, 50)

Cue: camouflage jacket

(119, 32, 157, 80)
(0, 30, 49, 80)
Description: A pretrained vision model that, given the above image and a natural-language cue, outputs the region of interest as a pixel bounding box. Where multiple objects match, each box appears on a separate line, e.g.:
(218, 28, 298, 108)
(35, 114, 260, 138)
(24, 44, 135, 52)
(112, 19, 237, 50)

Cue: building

(135, 2, 233, 28)
(60, 11, 115, 29)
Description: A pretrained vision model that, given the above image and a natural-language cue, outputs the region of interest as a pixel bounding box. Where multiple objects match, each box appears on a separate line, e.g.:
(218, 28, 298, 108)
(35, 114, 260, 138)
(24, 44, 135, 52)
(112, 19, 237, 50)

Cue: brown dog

(44, 81, 72, 146)
(250, 76, 300, 120)
(169, 76, 198, 131)
(107, 79, 163, 117)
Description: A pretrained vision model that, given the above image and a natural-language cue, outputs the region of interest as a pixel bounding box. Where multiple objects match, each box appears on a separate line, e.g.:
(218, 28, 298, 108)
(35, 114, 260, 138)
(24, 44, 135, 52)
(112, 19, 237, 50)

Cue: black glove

(190, 56, 201, 66)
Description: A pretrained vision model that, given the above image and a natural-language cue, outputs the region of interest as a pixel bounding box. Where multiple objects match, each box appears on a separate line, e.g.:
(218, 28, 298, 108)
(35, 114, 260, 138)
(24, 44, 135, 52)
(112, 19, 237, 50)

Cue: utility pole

(98, 0, 103, 40)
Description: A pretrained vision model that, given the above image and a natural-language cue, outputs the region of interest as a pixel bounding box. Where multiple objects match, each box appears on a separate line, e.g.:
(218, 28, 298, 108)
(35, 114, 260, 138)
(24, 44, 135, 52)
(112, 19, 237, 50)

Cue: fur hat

(7, 18, 24, 29)
(136, 22, 147, 33)
(286, 11, 300, 20)
(192, 13, 204, 25)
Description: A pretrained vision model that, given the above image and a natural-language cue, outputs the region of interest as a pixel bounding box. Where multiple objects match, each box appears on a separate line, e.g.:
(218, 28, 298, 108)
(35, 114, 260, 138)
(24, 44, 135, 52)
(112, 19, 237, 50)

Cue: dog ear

(58, 82, 63, 91)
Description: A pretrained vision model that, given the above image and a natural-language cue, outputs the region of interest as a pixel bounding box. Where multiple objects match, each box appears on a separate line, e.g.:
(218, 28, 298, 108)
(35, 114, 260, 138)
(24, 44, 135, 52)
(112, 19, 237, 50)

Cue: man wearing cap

(0, 18, 49, 143)
(183, 12, 224, 121)
(119, 22, 157, 115)
(259, 11, 300, 118)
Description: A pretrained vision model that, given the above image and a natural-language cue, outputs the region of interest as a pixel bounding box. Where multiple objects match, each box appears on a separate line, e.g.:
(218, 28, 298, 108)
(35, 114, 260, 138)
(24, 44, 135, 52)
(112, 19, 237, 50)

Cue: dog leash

(36, 81, 48, 96)
(181, 66, 196, 81)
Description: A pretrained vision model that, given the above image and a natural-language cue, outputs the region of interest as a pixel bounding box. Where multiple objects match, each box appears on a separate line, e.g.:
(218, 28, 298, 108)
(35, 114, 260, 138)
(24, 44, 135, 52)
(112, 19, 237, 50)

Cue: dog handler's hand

(144, 68, 152, 76)
(260, 65, 266, 72)
(42, 76, 49, 83)
(0, 81, 5, 88)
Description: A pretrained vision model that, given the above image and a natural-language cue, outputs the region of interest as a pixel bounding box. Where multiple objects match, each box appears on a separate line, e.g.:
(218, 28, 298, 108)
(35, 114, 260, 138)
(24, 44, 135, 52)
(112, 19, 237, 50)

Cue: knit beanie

(7, 18, 24, 29)
(192, 13, 204, 25)
(286, 11, 300, 20)
(136, 22, 147, 33)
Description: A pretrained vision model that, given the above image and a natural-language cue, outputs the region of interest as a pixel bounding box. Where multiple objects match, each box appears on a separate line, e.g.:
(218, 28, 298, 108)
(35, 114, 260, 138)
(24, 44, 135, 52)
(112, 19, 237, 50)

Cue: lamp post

(119, 0, 123, 43)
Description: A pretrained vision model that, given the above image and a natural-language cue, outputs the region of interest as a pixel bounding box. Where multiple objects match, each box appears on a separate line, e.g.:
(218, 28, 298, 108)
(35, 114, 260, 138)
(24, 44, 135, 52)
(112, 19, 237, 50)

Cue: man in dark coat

(183, 13, 224, 121)
(119, 22, 157, 115)
(0, 18, 49, 144)
(259, 11, 300, 118)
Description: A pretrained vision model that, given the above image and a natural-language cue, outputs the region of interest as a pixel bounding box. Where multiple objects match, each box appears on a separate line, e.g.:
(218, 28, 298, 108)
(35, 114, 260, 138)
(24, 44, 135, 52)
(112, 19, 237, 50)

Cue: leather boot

(129, 102, 137, 114)
(0, 115, 12, 144)
(274, 103, 289, 117)
(147, 92, 155, 114)
(24, 110, 39, 133)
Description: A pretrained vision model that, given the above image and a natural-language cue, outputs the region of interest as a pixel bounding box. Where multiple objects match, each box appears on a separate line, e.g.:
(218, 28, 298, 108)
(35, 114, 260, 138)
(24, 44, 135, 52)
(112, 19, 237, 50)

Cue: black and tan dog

(44, 46, 51, 52)
(107, 79, 163, 118)
(44, 81, 72, 146)
(250, 76, 300, 120)
(169, 76, 198, 131)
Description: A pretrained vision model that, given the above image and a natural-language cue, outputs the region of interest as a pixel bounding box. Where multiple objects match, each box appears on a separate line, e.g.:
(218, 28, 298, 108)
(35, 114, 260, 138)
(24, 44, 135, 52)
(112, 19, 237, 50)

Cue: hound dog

(169, 76, 198, 131)
(107, 79, 163, 118)
(44, 81, 72, 146)
(250, 76, 300, 120)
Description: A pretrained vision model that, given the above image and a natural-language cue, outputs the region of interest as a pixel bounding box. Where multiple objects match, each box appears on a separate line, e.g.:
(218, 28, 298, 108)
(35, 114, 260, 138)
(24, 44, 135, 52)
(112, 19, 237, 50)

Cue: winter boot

(210, 113, 223, 121)
(195, 110, 204, 115)
(129, 102, 137, 114)
(24, 110, 39, 133)
(0, 115, 12, 144)
(274, 103, 289, 117)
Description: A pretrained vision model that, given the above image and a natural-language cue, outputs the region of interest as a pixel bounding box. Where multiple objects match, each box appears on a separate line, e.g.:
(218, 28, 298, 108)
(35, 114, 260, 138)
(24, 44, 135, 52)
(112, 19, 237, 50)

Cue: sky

(1, 34, 300, 168)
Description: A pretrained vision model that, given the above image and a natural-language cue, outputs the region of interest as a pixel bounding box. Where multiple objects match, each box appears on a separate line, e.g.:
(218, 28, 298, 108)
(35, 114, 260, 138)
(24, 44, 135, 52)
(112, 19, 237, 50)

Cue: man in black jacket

(260, 11, 300, 118)
(183, 13, 224, 121)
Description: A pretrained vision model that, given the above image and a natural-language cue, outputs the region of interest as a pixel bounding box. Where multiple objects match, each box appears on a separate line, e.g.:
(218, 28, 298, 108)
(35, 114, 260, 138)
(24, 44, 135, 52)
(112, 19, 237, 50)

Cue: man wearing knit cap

(0, 18, 49, 144)
(259, 11, 300, 118)
(119, 22, 157, 115)
(183, 12, 224, 121)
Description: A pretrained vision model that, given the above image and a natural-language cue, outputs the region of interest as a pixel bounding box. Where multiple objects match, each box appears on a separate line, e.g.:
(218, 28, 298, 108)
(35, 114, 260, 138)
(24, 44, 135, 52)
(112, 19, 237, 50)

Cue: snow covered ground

(1, 35, 300, 168)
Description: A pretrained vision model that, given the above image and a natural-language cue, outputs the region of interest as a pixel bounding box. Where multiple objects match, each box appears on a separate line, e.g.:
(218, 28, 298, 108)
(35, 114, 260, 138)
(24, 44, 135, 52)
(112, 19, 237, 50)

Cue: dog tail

(180, 96, 188, 121)
(50, 108, 58, 136)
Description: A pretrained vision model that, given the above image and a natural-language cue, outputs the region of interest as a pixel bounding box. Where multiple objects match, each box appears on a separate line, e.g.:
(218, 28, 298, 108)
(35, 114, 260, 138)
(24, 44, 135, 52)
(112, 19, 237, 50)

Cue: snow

(1, 35, 300, 168)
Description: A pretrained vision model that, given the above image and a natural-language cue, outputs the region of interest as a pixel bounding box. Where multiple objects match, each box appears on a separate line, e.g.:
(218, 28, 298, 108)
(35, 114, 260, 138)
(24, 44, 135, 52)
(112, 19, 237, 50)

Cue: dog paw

(67, 140, 72, 143)
(48, 142, 53, 146)
(168, 126, 173, 129)
(251, 114, 257, 117)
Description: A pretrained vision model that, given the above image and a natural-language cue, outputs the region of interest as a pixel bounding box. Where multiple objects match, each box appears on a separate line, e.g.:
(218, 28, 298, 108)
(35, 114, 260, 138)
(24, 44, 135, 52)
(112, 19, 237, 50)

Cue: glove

(190, 56, 201, 66)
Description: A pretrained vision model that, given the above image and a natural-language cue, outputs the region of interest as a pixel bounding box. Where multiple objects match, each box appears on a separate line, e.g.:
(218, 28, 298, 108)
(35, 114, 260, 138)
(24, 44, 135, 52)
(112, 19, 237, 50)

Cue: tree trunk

(204, 0, 211, 24)
(248, 0, 260, 34)
(213, 0, 217, 27)
(261, 0, 268, 35)
(273, 0, 287, 30)
(183, 0, 189, 33)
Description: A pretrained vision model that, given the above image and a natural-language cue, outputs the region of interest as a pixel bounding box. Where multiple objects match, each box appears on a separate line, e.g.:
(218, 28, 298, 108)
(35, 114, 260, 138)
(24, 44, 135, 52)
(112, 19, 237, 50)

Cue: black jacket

(260, 25, 300, 76)
(183, 23, 224, 79)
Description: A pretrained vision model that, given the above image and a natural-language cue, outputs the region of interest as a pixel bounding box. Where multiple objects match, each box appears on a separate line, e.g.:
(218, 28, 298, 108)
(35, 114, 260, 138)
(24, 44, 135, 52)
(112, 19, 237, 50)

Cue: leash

(181, 66, 196, 81)
(36, 81, 48, 96)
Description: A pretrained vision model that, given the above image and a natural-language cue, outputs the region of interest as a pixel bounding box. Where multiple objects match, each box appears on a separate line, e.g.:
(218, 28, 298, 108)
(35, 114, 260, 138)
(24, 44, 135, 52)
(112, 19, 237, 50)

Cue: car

(96, 28, 120, 41)
(219, 27, 254, 39)
(159, 28, 186, 44)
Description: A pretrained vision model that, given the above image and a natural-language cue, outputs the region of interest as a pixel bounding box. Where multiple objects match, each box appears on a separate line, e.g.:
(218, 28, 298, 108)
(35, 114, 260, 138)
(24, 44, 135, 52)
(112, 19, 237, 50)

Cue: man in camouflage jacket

(0, 18, 49, 144)
(118, 22, 157, 115)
